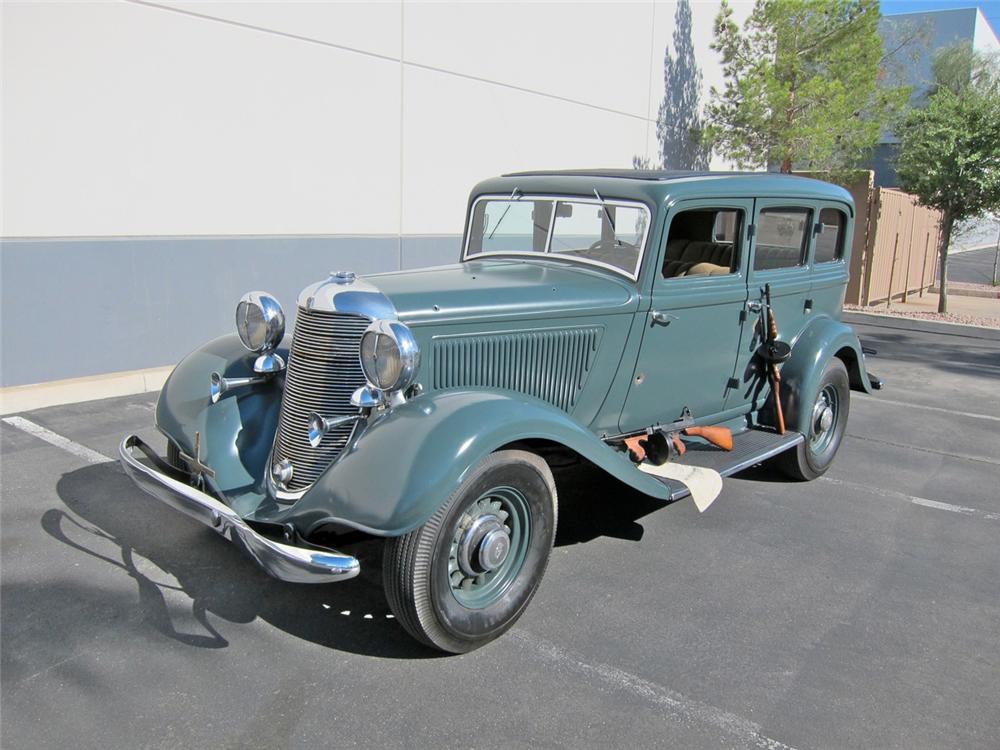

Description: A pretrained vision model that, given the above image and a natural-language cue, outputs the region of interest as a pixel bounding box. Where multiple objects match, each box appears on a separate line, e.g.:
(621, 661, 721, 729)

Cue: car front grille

(271, 307, 370, 494)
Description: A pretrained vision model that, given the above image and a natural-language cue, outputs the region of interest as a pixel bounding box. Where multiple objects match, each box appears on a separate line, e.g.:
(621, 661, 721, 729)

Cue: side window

(754, 207, 811, 271)
(814, 208, 846, 263)
(661, 208, 743, 279)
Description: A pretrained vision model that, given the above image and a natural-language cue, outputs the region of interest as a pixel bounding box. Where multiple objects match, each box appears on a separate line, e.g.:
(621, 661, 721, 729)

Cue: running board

(649, 428, 804, 501)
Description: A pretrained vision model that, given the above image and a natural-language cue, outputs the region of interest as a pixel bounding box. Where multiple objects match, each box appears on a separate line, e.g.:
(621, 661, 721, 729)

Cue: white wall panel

(400, 66, 648, 235)
(158, 0, 402, 60)
(646, 0, 749, 170)
(974, 9, 1000, 53)
(404, 0, 654, 119)
(1, 1, 401, 236)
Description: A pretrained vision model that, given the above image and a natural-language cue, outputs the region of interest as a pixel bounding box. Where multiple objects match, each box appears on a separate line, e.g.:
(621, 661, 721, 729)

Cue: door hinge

(727, 377, 740, 390)
(748, 223, 756, 239)
(739, 309, 748, 322)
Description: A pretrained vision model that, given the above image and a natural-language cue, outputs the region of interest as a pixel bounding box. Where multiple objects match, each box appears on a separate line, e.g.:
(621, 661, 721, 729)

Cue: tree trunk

(937, 212, 954, 314)
(780, 156, 793, 173)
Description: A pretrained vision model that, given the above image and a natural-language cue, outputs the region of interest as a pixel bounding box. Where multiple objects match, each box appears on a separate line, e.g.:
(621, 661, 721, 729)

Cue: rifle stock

(764, 284, 786, 435)
(683, 425, 734, 451)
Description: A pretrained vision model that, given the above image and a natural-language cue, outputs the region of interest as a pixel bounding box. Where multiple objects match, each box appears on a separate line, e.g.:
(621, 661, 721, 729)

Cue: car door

(729, 199, 818, 413)
(618, 198, 752, 432)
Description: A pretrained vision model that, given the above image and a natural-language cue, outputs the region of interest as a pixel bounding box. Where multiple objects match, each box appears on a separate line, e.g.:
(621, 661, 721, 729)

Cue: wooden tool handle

(683, 425, 734, 452)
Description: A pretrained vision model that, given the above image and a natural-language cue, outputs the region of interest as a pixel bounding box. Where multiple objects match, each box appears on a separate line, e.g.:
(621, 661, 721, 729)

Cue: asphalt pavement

(2, 320, 999, 750)
(941, 246, 999, 285)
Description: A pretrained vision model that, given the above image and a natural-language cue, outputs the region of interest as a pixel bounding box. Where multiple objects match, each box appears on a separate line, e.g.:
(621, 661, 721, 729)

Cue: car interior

(662, 209, 742, 278)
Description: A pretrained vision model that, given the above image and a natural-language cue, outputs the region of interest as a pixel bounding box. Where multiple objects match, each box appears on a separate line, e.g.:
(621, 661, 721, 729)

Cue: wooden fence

(796, 171, 942, 306)
(857, 187, 942, 306)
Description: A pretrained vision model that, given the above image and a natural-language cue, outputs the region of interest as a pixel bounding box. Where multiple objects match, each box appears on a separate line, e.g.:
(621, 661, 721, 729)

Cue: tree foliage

(895, 43, 1000, 311)
(704, 0, 909, 174)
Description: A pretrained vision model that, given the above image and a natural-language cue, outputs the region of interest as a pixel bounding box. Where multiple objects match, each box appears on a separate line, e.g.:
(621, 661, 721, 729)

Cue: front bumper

(119, 435, 360, 584)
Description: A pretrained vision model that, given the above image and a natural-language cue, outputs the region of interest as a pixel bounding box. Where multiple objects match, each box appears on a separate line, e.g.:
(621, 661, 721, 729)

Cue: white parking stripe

(856, 394, 1000, 423)
(821, 477, 1000, 521)
(2, 416, 113, 465)
(513, 632, 797, 750)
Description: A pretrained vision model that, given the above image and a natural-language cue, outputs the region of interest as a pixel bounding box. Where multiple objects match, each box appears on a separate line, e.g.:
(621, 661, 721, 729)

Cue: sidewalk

(844, 288, 1000, 330)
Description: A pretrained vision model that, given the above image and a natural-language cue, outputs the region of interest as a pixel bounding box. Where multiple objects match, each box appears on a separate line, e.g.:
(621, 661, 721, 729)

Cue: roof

(472, 169, 854, 210)
(503, 169, 766, 181)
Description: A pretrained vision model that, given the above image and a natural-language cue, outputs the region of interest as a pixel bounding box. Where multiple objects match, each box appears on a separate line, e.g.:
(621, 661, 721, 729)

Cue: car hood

(367, 259, 640, 325)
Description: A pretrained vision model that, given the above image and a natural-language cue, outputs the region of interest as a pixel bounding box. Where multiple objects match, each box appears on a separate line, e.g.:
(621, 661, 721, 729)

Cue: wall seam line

(123, 0, 655, 123)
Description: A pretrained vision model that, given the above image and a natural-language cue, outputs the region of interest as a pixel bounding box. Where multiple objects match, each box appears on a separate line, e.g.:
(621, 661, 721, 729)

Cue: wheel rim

(809, 384, 839, 455)
(448, 486, 531, 609)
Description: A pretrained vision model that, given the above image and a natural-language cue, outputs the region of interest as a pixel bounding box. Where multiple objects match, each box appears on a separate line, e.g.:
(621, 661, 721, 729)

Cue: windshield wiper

(487, 188, 522, 240)
(593, 188, 619, 244)
(593, 188, 616, 231)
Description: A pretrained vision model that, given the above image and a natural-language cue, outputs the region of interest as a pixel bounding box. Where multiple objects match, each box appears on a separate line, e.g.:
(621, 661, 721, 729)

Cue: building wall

(876, 7, 999, 187)
(1, 0, 740, 387)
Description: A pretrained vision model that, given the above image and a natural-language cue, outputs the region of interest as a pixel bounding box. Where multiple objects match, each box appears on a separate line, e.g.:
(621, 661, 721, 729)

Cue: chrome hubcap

(809, 384, 839, 454)
(814, 403, 834, 435)
(457, 513, 511, 577)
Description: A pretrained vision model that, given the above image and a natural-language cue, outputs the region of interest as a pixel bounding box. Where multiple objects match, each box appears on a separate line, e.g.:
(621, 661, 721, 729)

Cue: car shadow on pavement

(551, 462, 670, 547)
(44, 460, 676, 659)
(46, 463, 441, 660)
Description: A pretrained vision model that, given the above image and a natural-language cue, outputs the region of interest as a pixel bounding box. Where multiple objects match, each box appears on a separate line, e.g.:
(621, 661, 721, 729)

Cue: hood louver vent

(430, 327, 602, 412)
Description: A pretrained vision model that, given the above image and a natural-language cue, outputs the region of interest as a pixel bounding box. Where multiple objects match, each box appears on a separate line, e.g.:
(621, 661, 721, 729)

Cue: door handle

(650, 310, 678, 325)
(746, 300, 763, 313)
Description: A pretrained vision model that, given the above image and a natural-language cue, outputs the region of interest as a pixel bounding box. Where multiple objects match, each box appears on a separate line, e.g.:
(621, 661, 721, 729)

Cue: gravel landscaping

(843, 302, 1000, 329)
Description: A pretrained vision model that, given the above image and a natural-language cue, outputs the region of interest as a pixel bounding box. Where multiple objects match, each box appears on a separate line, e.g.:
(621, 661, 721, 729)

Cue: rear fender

(286, 389, 671, 537)
(781, 316, 873, 435)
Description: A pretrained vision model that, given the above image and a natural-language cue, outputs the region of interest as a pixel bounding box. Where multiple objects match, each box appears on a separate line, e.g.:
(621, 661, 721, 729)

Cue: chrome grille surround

(270, 308, 370, 496)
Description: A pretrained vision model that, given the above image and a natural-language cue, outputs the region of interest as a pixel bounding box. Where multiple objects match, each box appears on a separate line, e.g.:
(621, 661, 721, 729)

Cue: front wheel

(383, 450, 557, 653)
(778, 357, 850, 481)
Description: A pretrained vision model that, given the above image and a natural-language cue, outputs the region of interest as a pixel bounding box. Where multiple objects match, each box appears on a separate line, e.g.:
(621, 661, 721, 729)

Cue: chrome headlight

(236, 291, 285, 353)
(359, 319, 420, 392)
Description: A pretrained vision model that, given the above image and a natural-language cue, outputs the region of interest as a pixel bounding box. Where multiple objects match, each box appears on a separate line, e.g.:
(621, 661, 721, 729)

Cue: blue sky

(881, 0, 999, 36)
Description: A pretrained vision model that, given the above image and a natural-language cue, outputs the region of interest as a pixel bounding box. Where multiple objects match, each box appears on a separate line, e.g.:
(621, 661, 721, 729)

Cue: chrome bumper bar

(118, 435, 360, 584)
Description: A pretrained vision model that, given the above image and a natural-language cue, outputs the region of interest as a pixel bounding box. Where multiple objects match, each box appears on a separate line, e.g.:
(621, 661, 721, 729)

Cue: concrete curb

(930, 285, 1000, 299)
(0, 365, 173, 415)
(843, 311, 1000, 341)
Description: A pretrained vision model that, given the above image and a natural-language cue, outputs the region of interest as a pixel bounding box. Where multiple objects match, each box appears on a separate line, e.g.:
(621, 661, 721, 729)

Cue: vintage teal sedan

(120, 170, 880, 652)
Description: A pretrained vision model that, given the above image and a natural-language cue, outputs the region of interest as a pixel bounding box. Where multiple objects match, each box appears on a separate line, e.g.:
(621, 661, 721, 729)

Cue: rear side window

(814, 208, 846, 263)
(754, 208, 811, 271)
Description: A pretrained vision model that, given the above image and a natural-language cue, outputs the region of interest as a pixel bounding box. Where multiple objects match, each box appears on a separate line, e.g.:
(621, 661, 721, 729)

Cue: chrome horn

(210, 371, 269, 404)
(307, 412, 361, 448)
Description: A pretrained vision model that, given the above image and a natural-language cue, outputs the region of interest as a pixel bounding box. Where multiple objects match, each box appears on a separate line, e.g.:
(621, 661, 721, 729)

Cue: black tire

(383, 450, 558, 653)
(778, 357, 850, 481)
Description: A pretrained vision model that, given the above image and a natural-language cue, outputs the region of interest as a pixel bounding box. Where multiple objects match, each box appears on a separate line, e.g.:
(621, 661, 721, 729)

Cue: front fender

(781, 315, 873, 435)
(281, 389, 671, 537)
(155, 334, 287, 514)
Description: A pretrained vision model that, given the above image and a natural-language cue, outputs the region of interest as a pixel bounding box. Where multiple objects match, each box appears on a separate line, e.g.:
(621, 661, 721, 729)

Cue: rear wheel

(383, 450, 557, 653)
(778, 357, 850, 481)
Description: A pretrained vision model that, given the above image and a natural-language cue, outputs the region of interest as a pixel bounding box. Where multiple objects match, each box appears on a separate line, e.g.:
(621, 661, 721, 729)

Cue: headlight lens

(236, 291, 285, 353)
(359, 320, 420, 392)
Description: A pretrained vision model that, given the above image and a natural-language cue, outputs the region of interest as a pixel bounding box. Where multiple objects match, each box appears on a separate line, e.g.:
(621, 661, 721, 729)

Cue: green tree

(704, 0, 909, 175)
(896, 44, 1000, 312)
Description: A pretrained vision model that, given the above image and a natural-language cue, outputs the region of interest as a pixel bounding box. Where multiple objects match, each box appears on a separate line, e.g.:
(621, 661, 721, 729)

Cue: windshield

(465, 196, 649, 279)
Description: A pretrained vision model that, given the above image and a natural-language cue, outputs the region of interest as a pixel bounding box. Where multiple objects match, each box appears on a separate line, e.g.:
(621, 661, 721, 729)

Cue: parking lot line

(2, 416, 113, 466)
(845, 432, 1000, 467)
(856, 394, 1000, 423)
(821, 476, 1000, 521)
(513, 631, 797, 750)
